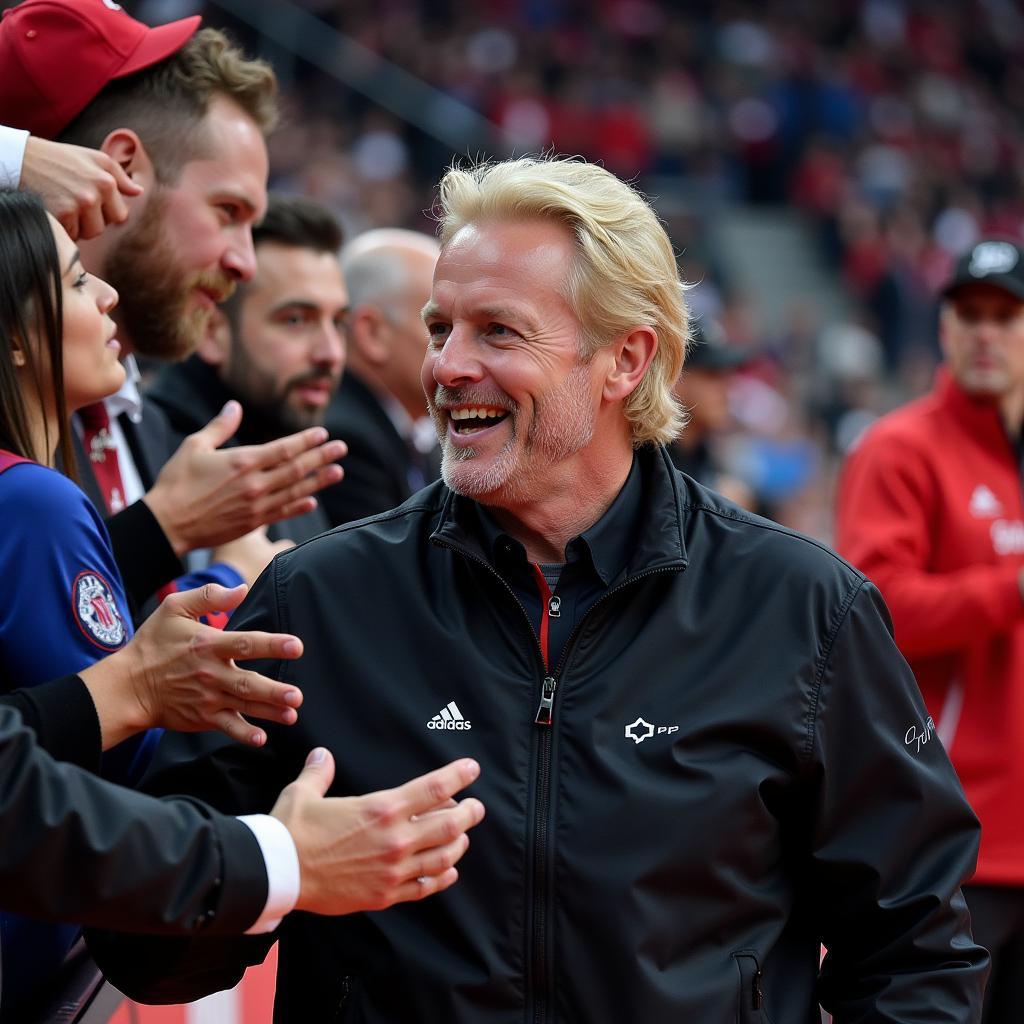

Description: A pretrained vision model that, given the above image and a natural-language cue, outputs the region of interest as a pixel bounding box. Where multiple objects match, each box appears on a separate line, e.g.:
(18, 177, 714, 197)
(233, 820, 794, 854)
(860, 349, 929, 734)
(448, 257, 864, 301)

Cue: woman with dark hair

(0, 188, 301, 1017)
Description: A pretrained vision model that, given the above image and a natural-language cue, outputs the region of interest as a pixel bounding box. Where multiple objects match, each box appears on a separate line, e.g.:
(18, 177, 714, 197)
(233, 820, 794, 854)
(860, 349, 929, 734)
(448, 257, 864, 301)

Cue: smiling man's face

(421, 219, 607, 508)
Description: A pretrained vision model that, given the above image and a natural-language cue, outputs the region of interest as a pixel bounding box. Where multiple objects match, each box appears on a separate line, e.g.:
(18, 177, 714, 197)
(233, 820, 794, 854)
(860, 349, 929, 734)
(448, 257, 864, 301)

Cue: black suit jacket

(0, 699, 266, 939)
(320, 370, 440, 527)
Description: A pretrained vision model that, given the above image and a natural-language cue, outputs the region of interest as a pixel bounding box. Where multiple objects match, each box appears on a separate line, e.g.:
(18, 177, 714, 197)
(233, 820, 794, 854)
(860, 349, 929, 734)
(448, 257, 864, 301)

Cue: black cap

(685, 317, 752, 372)
(942, 239, 1024, 302)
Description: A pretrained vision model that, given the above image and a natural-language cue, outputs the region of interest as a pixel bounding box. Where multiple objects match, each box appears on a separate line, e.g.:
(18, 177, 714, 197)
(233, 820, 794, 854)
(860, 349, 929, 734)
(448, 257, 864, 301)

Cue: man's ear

(99, 128, 155, 191)
(197, 309, 231, 367)
(349, 306, 390, 366)
(603, 326, 659, 403)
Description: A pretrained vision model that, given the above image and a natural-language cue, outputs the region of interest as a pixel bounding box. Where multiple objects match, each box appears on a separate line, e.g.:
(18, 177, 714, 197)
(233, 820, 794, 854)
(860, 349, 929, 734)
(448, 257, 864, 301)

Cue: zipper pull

(548, 595, 561, 618)
(535, 676, 558, 726)
(752, 968, 763, 1010)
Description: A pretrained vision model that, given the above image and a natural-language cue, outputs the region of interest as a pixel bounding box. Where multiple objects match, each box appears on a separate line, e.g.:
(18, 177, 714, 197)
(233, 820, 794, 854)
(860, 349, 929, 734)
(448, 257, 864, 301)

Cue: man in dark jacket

(148, 195, 349, 555)
(90, 156, 988, 1022)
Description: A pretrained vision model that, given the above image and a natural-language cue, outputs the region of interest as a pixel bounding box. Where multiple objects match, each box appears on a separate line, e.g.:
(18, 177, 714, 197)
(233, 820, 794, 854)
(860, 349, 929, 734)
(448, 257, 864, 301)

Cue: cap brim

(941, 274, 1024, 303)
(114, 15, 200, 80)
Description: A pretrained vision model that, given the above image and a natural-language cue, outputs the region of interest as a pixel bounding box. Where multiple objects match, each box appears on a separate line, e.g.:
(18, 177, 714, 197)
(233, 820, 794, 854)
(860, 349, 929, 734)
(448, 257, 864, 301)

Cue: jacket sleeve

(85, 566, 293, 1003)
(0, 675, 100, 770)
(808, 580, 988, 1022)
(104, 498, 185, 614)
(835, 432, 1022, 658)
(0, 704, 267, 935)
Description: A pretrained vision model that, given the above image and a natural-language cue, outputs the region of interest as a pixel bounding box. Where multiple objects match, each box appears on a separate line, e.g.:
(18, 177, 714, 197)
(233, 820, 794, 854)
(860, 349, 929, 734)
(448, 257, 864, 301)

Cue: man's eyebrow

(476, 305, 539, 333)
(270, 299, 344, 316)
(221, 192, 262, 220)
(420, 301, 539, 333)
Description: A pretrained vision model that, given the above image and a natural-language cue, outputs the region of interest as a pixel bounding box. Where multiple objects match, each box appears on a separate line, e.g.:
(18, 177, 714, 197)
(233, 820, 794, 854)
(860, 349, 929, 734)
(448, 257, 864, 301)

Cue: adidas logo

(427, 701, 472, 731)
(969, 484, 1003, 518)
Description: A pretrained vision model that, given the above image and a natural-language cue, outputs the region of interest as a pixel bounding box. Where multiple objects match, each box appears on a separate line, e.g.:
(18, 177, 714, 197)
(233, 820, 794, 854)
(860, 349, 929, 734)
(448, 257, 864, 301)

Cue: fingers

(107, 158, 143, 199)
(247, 426, 346, 473)
(76, 200, 106, 241)
(169, 581, 248, 621)
(192, 400, 243, 451)
(255, 464, 344, 525)
(392, 759, 482, 818)
(292, 747, 336, 797)
(395, 866, 461, 904)
(212, 710, 268, 748)
(253, 441, 347, 502)
(202, 625, 304, 664)
(408, 798, 486, 853)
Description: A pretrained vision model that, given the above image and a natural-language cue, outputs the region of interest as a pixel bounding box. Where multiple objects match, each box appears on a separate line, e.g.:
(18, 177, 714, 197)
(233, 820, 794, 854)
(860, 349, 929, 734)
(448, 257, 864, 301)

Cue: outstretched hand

(272, 752, 485, 916)
(79, 583, 305, 750)
(144, 401, 346, 556)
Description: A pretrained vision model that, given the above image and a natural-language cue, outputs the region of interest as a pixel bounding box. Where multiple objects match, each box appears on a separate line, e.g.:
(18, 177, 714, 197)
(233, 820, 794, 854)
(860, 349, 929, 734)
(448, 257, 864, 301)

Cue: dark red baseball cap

(0, 0, 200, 139)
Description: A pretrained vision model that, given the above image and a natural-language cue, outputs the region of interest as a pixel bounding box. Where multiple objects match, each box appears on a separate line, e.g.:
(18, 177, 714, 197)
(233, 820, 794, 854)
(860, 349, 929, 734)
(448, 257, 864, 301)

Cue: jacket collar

(430, 444, 689, 578)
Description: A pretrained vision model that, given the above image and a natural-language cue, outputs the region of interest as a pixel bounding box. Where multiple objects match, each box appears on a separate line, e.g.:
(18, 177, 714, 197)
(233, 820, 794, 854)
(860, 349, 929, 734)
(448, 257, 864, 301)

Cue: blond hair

(436, 156, 689, 445)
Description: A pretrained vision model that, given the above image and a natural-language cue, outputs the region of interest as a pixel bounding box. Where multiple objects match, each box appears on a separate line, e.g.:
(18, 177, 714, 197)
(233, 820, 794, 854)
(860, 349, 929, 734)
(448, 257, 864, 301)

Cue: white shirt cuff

(0, 126, 29, 189)
(238, 814, 301, 934)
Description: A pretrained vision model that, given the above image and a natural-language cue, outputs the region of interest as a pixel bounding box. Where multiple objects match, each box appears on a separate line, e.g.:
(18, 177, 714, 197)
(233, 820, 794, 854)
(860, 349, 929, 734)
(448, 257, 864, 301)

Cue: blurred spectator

(323, 227, 441, 525)
(669, 318, 755, 509)
(836, 238, 1024, 1024)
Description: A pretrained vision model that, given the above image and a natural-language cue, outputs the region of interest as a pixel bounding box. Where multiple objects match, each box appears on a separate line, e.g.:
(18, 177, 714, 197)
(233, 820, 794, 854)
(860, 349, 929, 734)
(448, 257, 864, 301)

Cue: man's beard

(431, 362, 596, 506)
(103, 191, 235, 362)
(223, 341, 339, 438)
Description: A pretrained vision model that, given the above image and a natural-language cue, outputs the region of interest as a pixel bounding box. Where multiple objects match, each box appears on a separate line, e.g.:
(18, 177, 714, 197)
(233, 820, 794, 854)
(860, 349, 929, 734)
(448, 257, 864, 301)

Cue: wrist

(143, 487, 189, 557)
(79, 646, 151, 750)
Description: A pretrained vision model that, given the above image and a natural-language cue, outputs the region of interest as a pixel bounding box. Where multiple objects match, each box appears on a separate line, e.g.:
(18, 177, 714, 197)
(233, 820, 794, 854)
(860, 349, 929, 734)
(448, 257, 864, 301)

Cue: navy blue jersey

(0, 455, 159, 1015)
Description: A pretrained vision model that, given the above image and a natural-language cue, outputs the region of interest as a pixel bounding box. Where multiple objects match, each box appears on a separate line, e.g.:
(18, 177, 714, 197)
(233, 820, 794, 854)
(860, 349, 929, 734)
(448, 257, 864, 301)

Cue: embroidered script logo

(102, 1, 124, 10)
(624, 717, 679, 745)
(905, 716, 936, 755)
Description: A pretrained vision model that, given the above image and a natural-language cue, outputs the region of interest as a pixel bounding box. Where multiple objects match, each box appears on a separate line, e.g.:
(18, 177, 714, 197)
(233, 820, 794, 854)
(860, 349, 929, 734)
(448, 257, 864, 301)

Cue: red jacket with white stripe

(836, 367, 1024, 885)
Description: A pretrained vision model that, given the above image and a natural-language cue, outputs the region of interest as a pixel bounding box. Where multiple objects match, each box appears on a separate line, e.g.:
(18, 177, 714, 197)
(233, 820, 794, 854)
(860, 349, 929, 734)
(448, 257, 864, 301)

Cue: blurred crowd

(131, 0, 1023, 539)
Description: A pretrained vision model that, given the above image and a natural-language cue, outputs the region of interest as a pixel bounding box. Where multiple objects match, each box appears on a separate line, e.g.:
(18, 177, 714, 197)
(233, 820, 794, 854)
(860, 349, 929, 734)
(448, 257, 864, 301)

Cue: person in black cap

(836, 236, 1024, 1024)
(668, 318, 755, 508)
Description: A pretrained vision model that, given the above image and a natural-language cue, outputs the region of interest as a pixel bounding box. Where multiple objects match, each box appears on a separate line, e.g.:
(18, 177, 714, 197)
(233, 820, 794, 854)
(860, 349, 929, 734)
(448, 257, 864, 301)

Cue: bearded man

(0, 0, 346, 610)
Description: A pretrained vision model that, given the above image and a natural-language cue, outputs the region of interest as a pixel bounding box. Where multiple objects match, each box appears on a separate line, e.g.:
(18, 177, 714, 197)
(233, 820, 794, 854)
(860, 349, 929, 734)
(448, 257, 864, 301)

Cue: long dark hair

(0, 189, 75, 474)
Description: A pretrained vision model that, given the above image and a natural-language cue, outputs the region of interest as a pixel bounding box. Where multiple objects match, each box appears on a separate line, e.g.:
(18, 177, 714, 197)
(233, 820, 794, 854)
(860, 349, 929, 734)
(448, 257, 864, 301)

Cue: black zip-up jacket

(88, 446, 988, 1022)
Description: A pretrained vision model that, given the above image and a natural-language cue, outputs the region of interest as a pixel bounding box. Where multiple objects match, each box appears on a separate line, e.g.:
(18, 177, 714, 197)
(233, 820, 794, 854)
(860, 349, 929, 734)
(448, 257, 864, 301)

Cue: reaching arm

(78, 583, 305, 750)
(143, 402, 346, 558)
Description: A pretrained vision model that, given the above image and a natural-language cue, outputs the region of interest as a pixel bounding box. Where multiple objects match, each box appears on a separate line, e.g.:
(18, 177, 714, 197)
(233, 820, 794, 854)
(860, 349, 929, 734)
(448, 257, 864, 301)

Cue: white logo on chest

(624, 717, 678, 745)
(969, 485, 1003, 518)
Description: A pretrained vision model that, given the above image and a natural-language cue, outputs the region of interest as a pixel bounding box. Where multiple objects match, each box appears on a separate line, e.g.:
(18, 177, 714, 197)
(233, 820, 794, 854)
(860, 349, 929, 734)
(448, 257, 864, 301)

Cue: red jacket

(836, 368, 1024, 885)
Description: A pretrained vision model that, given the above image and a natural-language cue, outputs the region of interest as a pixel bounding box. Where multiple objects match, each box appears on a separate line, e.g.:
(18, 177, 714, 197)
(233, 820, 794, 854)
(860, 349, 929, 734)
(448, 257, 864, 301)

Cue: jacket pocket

(731, 950, 766, 1024)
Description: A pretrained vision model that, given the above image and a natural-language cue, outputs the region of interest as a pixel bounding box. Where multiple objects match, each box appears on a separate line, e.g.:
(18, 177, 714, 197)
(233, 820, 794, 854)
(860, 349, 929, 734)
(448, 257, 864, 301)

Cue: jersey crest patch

(73, 570, 127, 650)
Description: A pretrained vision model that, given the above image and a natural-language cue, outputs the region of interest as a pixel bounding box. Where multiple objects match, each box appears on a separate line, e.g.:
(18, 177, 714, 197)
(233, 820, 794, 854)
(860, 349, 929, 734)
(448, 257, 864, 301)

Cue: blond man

(92, 156, 986, 1022)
